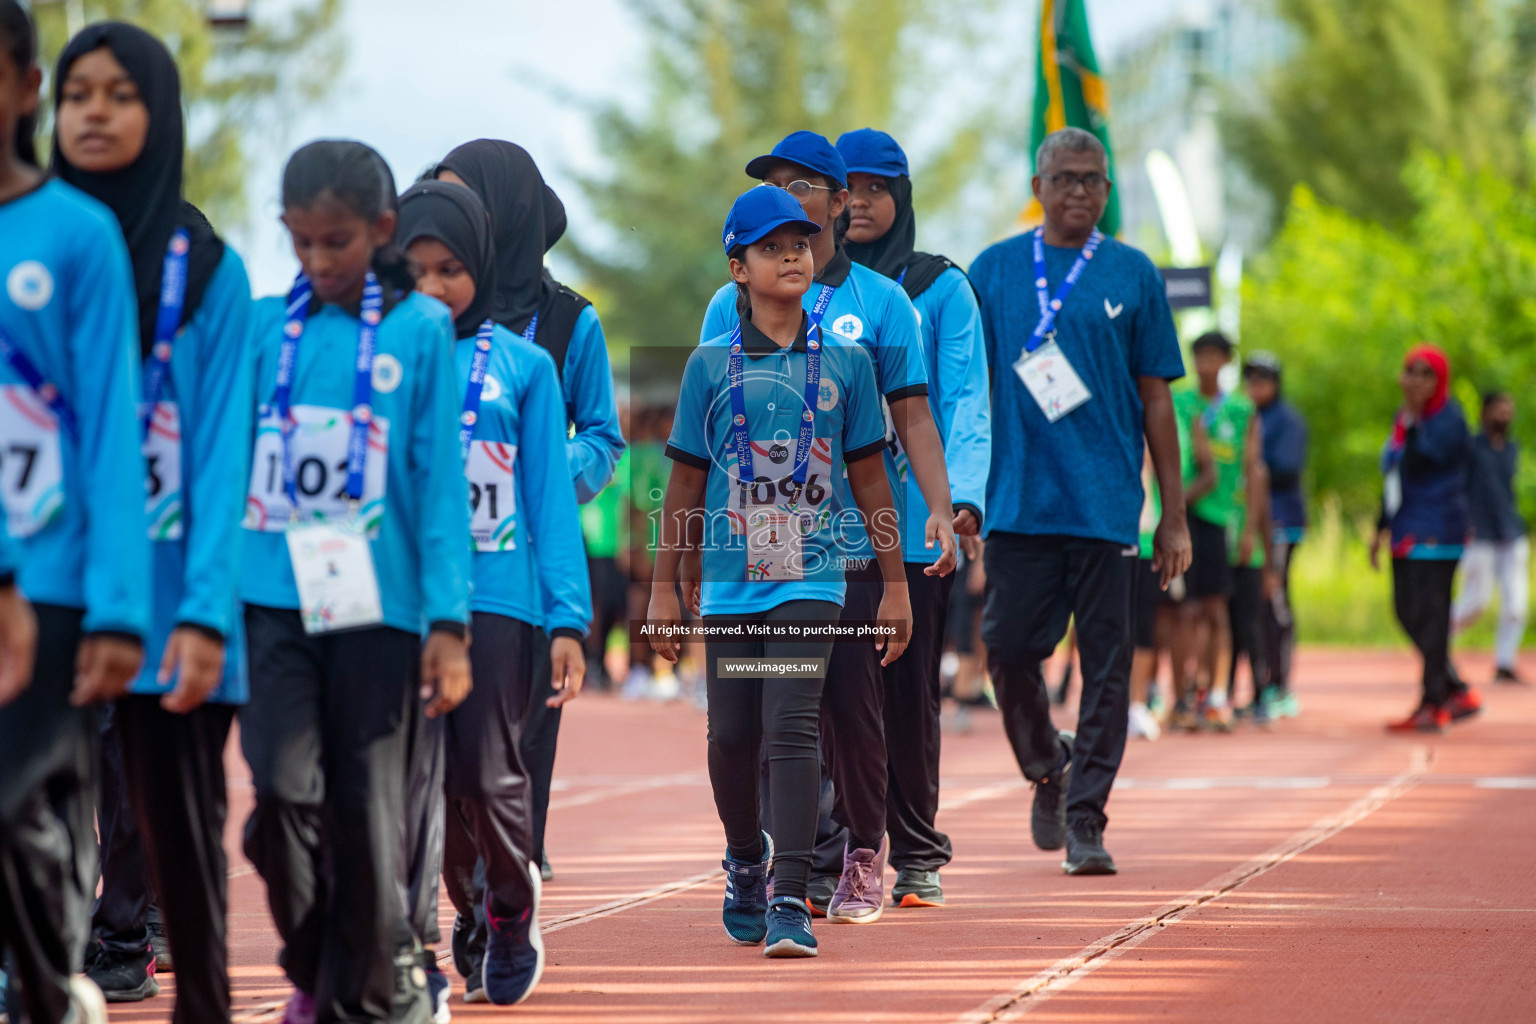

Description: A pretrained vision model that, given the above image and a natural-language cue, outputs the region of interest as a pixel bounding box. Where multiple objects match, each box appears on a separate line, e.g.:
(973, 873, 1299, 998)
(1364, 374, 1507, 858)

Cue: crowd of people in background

(0, 5, 1528, 1024)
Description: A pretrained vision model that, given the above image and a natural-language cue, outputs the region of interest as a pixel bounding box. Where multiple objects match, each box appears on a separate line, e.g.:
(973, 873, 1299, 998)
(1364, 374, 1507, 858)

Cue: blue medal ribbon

(140, 228, 190, 438)
(458, 314, 537, 458)
(1028, 227, 1103, 354)
(0, 326, 77, 438)
(273, 271, 382, 510)
(728, 284, 835, 507)
(1200, 390, 1229, 429)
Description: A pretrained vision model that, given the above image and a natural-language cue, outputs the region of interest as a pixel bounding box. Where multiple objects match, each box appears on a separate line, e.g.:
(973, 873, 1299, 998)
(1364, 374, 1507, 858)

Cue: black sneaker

(1495, 666, 1525, 685)
(804, 875, 838, 917)
(891, 867, 945, 908)
(86, 944, 160, 1003)
(1062, 820, 1117, 876)
(149, 915, 172, 974)
(1030, 731, 1073, 852)
(392, 942, 432, 1023)
(540, 851, 554, 883)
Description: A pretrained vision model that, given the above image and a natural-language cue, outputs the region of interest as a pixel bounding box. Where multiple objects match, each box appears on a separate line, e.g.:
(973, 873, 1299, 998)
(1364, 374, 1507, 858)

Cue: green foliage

(32, 0, 344, 228)
(567, 0, 1013, 364)
(1225, 0, 1534, 229)
(1243, 153, 1536, 521)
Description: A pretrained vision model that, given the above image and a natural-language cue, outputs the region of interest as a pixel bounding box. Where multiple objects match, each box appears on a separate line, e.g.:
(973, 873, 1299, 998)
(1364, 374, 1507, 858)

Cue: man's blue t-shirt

(667, 314, 887, 616)
(970, 233, 1184, 547)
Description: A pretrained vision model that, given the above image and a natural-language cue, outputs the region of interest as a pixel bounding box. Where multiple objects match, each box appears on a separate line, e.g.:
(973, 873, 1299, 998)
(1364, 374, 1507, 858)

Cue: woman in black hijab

(430, 140, 623, 902)
(52, 22, 223, 355)
(52, 21, 256, 1023)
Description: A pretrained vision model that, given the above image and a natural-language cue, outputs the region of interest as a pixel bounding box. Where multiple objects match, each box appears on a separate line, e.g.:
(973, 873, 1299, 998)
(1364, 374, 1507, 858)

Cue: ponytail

(0, 0, 38, 167)
(282, 139, 416, 295)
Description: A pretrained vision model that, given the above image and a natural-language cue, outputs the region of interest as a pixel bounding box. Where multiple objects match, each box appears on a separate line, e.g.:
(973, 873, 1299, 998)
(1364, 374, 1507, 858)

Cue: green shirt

(581, 449, 631, 559)
(1173, 387, 1255, 530)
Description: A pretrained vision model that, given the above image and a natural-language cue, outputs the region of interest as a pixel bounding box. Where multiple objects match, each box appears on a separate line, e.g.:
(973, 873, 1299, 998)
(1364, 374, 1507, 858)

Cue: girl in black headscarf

(431, 140, 622, 895)
(831, 128, 990, 910)
(52, 21, 256, 1022)
(396, 179, 590, 1008)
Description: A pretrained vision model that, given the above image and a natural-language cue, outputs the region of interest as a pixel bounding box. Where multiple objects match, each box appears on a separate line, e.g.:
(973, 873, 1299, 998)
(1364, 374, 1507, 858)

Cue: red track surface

(107, 649, 1536, 1023)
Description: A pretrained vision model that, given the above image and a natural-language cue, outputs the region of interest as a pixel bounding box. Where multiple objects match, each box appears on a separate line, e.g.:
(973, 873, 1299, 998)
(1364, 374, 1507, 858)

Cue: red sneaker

(1445, 688, 1483, 721)
(1386, 705, 1450, 734)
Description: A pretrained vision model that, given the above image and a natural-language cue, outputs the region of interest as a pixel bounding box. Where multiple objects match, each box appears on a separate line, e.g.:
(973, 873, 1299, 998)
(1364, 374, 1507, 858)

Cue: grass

(1292, 500, 1528, 651)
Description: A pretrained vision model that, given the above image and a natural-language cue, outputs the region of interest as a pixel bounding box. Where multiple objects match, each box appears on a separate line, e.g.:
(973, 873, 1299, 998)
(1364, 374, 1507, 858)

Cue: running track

(108, 649, 1536, 1022)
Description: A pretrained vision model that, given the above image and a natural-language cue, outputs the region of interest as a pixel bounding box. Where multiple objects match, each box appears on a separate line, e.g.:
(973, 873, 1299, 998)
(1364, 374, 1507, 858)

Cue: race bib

(143, 402, 183, 541)
(0, 384, 65, 538)
(1014, 340, 1092, 423)
(883, 401, 909, 483)
(732, 436, 834, 582)
(286, 518, 384, 634)
(1383, 468, 1403, 519)
(466, 440, 517, 551)
(245, 405, 390, 535)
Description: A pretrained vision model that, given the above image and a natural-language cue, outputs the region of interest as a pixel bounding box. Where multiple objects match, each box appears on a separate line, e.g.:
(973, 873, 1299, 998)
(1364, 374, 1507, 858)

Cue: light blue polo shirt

(699, 249, 928, 564)
(667, 313, 887, 616)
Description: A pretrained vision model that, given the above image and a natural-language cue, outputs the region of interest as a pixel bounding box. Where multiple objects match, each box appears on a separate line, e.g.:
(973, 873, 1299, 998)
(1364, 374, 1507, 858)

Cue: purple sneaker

(827, 835, 887, 924)
(282, 989, 316, 1024)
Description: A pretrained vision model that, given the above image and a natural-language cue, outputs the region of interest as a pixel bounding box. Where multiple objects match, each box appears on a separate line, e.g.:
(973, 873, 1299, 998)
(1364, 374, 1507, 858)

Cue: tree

(32, 0, 345, 229)
(565, 0, 1018, 374)
(1225, 0, 1534, 230)
(1242, 154, 1536, 520)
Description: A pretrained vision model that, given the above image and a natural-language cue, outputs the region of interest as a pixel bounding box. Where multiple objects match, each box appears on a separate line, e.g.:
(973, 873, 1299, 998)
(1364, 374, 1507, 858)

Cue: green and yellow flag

(1028, 0, 1120, 235)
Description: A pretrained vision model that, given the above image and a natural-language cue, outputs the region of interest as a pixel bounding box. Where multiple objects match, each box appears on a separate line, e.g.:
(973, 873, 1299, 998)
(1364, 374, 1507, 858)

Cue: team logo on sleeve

(481, 374, 503, 402)
(7, 261, 53, 311)
(371, 353, 403, 393)
(831, 314, 863, 341)
(816, 378, 839, 412)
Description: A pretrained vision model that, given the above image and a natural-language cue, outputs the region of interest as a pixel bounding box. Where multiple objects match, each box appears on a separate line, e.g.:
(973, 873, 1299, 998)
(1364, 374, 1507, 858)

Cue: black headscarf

(842, 174, 952, 301)
(397, 180, 496, 339)
(51, 22, 223, 357)
(434, 139, 554, 334)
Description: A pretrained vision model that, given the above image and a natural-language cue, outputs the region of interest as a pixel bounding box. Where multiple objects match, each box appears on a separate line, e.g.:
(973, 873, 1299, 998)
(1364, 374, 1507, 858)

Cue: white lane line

(546, 773, 704, 812)
(1475, 776, 1536, 789)
(951, 747, 1433, 1024)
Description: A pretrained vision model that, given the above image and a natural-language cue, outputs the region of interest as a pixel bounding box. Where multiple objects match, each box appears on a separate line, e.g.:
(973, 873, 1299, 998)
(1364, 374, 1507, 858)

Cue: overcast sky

(238, 0, 1196, 295)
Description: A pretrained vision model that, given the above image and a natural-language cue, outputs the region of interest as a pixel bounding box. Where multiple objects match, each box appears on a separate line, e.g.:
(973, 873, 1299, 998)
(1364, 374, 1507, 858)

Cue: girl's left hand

(72, 635, 144, 706)
(875, 586, 913, 667)
(422, 630, 472, 718)
(547, 636, 586, 709)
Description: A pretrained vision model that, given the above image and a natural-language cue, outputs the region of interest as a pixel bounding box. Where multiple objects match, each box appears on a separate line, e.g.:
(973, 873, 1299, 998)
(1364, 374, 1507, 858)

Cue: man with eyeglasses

(699, 130, 957, 921)
(969, 126, 1191, 875)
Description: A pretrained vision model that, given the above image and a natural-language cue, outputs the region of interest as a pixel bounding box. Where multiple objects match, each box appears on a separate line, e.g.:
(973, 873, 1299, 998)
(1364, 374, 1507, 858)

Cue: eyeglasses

(1041, 171, 1110, 194)
(769, 179, 835, 199)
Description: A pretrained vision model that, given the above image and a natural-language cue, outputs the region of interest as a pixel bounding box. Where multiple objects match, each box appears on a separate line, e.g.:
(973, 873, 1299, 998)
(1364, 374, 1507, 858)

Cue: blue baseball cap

(744, 130, 847, 189)
(835, 128, 909, 177)
(722, 185, 823, 252)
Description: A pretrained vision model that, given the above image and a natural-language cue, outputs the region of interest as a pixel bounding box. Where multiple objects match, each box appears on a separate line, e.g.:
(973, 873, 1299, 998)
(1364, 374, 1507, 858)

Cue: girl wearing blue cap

(238, 140, 472, 1024)
(0, 4, 149, 1020)
(652, 185, 910, 957)
(834, 127, 990, 909)
(397, 178, 591, 1010)
(51, 22, 256, 1018)
(699, 129, 956, 921)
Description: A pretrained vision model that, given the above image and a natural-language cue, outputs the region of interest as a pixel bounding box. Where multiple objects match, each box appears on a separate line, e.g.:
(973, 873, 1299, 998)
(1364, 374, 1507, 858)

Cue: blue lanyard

(896, 267, 907, 286)
(1029, 227, 1103, 353)
(458, 314, 537, 458)
(141, 228, 190, 438)
(727, 285, 834, 506)
(1200, 390, 1229, 428)
(274, 272, 382, 508)
(0, 325, 76, 438)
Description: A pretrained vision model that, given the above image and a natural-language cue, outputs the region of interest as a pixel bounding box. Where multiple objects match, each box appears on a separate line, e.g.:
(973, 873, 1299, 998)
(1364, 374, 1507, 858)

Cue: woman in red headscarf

(1371, 344, 1480, 732)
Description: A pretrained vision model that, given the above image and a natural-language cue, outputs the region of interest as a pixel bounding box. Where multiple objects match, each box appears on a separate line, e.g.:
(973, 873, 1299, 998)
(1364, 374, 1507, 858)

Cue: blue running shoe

(424, 961, 451, 1022)
(764, 896, 818, 958)
(481, 866, 544, 1006)
(722, 831, 773, 945)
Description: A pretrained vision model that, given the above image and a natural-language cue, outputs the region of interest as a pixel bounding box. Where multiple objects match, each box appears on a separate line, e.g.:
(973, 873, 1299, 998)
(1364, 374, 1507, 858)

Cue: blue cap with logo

(744, 130, 848, 189)
(835, 128, 909, 178)
(722, 184, 823, 253)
